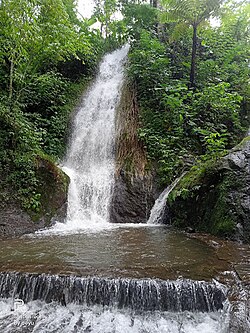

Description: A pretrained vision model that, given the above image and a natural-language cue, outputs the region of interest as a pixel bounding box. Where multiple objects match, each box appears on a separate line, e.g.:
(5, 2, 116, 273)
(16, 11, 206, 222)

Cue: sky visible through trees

(78, 0, 94, 17)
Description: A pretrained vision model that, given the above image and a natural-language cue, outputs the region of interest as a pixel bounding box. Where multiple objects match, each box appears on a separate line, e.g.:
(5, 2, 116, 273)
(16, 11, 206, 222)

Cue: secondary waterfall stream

(147, 173, 187, 225)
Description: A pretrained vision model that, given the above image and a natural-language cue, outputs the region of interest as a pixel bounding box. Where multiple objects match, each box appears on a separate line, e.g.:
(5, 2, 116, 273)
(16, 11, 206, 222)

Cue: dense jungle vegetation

(0, 0, 105, 211)
(124, 0, 249, 184)
(0, 0, 249, 213)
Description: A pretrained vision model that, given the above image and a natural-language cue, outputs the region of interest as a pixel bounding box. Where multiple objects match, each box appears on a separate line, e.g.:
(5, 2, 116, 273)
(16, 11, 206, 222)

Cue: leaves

(126, 0, 248, 184)
(0, 0, 104, 211)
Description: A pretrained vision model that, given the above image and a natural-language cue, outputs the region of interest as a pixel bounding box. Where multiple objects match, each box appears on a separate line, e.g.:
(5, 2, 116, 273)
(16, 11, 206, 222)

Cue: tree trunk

(153, 0, 158, 7)
(100, 22, 103, 37)
(150, 0, 158, 7)
(190, 24, 197, 88)
(105, 20, 109, 38)
(190, 24, 197, 89)
(9, 60, 14, 101)
(8, 59, 15, 112)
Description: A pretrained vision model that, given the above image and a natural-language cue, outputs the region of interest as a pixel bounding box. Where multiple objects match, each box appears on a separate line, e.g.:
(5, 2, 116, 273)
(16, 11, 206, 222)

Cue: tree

(0, 0, 39, 102)
(121, 1, 158, 40)
(0, 0, 93, 107)
(93, 0, 117, 37)
(0, 0, 103, 211)
(160, 0, 223, 88)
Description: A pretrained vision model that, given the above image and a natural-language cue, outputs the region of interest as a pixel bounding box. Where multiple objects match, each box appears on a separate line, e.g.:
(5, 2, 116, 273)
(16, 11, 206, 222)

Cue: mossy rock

(167, 136, 250, 243)
(0, 156, 69, 237)
(28, 155, 70, 225)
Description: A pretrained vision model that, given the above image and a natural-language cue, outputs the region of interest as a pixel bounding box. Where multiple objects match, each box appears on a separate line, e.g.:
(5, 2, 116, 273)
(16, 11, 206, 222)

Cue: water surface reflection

(0, 226, 231, 280)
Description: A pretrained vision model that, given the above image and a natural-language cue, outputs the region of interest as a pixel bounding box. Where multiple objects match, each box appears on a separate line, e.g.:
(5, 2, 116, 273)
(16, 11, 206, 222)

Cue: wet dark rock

(185, 227, 196, 234)
(228, 281, 250, 333)
(110, 171, 155, 224)
(0, 206, 44, 238)
(0, 158, 69, 238)
(168, 136, 250, 243)
(34, 156, 69, 224)
(111, 81, 158, 224)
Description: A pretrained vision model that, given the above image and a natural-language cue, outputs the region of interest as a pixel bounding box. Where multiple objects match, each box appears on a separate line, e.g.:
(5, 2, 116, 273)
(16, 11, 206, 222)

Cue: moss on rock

(28, 155, 69, 224)
(0, 155, 69, 238)
(167, 137, 250, 242)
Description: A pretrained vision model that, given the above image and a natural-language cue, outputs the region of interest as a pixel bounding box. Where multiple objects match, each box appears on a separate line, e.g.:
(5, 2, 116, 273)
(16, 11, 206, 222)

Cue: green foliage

(203, 132, 227, 154)
(128, 30, 170, 105)
(42, 77, 92, 158)
(160, 0, 223, 23)
(121, 2, 158, 40)
(0, 98, 42, 211)
(160, 0, 224, 86)
(0, 0, 104, 214)
(184, 83, 243, 149)
(0, 0, 102, 101)
(93, 0, 118, 37)
(127, 0, 249, 186)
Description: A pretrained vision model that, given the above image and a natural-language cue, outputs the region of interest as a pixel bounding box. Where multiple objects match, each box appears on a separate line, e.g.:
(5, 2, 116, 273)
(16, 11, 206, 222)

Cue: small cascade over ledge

(147, 173, 187, 225)
(0, 272, 226, 313)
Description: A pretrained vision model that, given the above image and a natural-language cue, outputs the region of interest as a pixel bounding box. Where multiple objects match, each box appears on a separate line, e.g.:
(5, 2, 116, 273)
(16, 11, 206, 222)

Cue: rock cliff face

(110, 81, 156, 224)
(222, 137, 250, 241)
(167, 136, 250, 243)
(34, 156, 69, 225)
(110, 172, 155, 224)
(0, 157, 69, 238)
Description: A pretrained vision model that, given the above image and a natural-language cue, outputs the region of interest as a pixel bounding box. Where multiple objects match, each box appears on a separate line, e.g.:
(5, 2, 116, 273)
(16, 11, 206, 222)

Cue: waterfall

(147, 173, 186, 225)
(60, 45, 129, 229)
(0, 272, 230, 332)
(0, 273, 226, 312)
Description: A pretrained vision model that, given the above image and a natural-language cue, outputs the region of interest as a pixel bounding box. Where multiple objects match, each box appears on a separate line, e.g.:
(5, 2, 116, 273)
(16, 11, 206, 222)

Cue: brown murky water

(0, 226, 249, 333)
(1, 226, 249, 282)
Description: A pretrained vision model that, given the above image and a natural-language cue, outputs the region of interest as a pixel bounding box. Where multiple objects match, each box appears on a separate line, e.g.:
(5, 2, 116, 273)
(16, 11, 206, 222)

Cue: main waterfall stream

(0, 47, 249, 332)
(58, 45, 129, 230)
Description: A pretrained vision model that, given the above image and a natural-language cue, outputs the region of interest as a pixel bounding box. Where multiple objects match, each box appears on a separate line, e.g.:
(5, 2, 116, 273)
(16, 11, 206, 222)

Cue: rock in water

(110, 173, 155, 224)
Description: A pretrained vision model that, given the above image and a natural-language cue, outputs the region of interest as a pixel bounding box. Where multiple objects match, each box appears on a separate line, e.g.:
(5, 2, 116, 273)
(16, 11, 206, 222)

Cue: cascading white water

(0, 299, 229, 333)
(147, 173, 187, 225)
(0, 273, 230, 333)
(59, 45, 129, 230)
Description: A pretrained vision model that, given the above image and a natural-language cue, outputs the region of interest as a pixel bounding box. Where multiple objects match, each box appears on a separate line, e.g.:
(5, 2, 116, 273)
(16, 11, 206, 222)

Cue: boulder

(110, 170, 155, 224)
(167, 136, 250, 243)
(0, 157, 69, 238)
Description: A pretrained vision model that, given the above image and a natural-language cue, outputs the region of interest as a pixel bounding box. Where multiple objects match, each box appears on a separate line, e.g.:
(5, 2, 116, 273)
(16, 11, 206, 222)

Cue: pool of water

(0, 225, 233, 281)
(1, 225, 249, 332)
